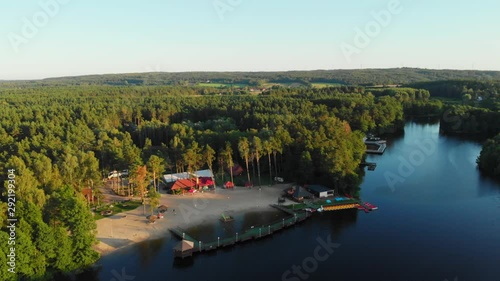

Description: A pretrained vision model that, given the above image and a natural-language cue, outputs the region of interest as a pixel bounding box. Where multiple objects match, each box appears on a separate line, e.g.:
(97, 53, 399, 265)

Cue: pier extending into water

(171, 207, 310, 258)
(171, 198, 378, 258)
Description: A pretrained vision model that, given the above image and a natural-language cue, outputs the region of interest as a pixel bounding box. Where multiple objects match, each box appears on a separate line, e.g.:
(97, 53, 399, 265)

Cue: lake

(72, 121, 500, 281)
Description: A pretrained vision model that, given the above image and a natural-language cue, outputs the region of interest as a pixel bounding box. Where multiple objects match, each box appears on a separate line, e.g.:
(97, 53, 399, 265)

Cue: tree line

(3, 68, 500, 88)
(477, 133, 500, 179)
(0, 83, 444, 279)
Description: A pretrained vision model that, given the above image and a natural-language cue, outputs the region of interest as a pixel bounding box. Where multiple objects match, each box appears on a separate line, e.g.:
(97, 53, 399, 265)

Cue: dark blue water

(79, 122, 500, 281)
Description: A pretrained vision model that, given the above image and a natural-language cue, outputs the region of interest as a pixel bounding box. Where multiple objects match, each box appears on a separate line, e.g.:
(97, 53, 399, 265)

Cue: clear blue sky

(1, 0, 499, 79)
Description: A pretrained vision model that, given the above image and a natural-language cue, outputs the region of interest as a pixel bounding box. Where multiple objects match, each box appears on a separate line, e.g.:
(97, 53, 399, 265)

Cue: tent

(224, 181, 235, 189)
(285, 186, 313, 202)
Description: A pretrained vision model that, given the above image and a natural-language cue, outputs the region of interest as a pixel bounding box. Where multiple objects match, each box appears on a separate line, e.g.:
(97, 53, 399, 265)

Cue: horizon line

(3, 67, 500, 81)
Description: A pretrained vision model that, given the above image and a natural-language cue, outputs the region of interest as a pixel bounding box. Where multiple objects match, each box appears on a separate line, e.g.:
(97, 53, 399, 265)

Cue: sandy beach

(94, 184, 292, 256)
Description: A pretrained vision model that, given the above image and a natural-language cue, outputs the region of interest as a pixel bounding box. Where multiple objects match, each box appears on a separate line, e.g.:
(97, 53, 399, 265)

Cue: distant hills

(2, 68, 500, 87)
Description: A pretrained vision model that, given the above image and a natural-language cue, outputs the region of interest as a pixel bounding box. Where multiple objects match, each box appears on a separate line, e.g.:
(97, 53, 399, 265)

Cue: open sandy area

(94, 184, 294, 256)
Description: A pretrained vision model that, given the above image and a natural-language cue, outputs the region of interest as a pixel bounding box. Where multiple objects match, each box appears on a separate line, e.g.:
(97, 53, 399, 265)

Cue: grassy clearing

(93, 200, 143, 220)
(197, 83, 247, 88)
(311, 83, 343, 88)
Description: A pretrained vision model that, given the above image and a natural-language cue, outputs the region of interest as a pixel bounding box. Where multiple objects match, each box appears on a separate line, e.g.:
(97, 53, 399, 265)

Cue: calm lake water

(73, 121, 500, 281)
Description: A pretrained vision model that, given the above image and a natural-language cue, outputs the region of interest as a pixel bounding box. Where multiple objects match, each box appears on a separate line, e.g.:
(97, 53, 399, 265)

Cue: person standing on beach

(173, 208, 176, 215)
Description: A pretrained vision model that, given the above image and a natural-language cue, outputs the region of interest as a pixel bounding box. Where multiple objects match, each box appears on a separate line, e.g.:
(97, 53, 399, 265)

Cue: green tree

(263, 139, 273, 185)
(222, 142, 234, 184)
(203, 144, 216, 187)
(252, 136, 263, 187)
(130, 165, 148, 214)
(183, 141, 203, 174)
(148, 189, 161, 215)
(45, 185, 99, 272)
(147, 155, 164, 193)
(238, 137, 251, 185)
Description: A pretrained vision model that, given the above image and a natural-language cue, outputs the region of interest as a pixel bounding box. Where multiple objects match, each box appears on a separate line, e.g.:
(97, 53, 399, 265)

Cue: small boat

(364, 134, 387, 144)
(364, 202, 378, 210)
(367, 137, 385, 143)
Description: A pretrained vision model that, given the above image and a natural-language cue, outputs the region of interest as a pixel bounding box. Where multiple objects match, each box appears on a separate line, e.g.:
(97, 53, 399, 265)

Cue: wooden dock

(170, 207, 310, 258)
(366, 143, 386, 154)
(360, 162, 377, 171)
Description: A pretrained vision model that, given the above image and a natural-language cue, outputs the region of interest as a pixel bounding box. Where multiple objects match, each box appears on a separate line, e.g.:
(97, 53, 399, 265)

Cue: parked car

(107, 170, 121, 179)
(274, 177, 284, 183)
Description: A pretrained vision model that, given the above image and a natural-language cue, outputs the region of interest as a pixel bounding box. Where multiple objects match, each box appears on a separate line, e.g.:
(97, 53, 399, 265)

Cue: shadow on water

(53, 266, 101, 281)
(135, 237, 166, 266)
(312, 209, 359, 239)
(173, 257, 194, 268)
(184, 209, 287, 242)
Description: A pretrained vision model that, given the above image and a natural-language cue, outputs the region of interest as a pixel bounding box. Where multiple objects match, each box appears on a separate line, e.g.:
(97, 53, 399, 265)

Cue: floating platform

(366, 143, 386, 154)
(323, 203, 359, 211)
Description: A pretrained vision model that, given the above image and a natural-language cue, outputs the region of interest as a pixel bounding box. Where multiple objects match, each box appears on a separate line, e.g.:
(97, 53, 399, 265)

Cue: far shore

(94, 184, 293, 256)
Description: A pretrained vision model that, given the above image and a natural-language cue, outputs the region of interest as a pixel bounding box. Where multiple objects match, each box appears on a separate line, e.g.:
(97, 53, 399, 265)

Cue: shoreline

(94, 184, 291, 256)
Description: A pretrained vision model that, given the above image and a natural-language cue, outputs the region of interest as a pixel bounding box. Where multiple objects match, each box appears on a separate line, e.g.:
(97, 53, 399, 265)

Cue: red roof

(198, 177, 214, 186)
(171, 179, 196, 190)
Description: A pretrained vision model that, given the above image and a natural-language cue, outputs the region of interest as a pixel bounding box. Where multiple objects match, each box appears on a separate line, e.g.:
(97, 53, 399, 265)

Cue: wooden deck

(366, 143, 386, 154)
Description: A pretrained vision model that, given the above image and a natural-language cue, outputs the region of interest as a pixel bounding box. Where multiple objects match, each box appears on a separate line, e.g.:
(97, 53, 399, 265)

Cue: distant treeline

(439, 105, 500, 136)
(2, 68, 500, 88)
(407, 80, 500, 102)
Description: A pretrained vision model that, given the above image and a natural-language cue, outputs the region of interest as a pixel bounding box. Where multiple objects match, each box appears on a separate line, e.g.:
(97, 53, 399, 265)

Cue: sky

(1, 0, 500, 80)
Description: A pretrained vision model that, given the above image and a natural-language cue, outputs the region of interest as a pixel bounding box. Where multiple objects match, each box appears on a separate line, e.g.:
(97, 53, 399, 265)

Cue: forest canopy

(1, 73, 499, 279)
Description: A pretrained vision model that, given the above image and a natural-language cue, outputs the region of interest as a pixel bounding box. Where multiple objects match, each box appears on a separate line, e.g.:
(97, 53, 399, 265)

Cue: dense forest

(407, 80, 500, 102)
(0, 84, 417, 280)
(433, 80, 500, 136)
(2, 68, 500, 87)
(1, 72, 499, 279)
